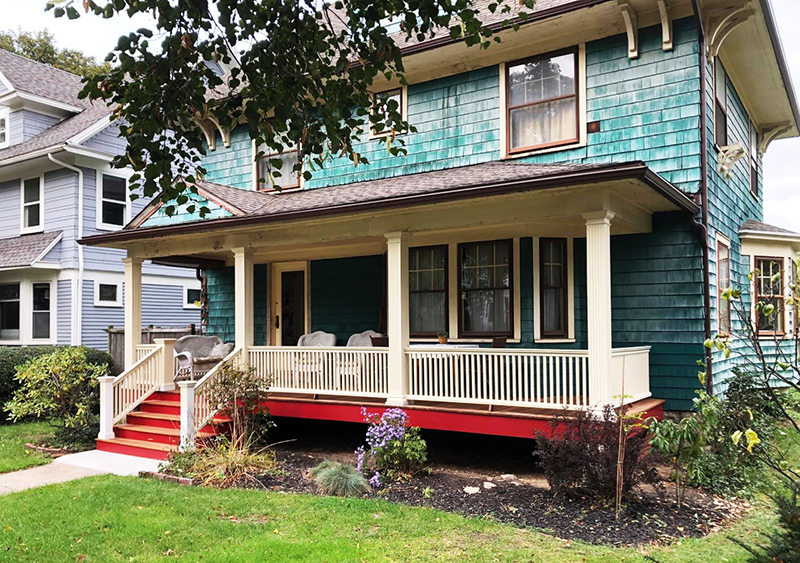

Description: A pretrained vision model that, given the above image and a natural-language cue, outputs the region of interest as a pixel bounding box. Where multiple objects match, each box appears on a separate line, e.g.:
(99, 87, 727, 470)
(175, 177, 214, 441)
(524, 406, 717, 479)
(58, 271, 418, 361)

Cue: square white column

(233, 247, 254, 353)
(385, 232, 410, 406)
(123, 256, 143, 370)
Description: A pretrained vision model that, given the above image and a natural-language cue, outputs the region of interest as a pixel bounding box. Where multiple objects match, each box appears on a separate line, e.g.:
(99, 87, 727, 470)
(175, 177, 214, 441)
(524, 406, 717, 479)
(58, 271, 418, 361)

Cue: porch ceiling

(80, 160, 699, 263)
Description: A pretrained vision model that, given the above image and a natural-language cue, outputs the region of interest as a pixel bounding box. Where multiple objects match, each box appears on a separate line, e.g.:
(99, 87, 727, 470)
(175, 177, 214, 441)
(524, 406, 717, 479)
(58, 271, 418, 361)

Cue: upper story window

(714, 58, 728, 146)
(256, 143, 301, 192)
(506, 49, 578, 154)
(370, 88, 404, 138)
(0, 108, 8, 149)
(184, 286, 202, 309)
(458, 240, 513, 336)
(409, 245, 448, 337)
(755, 257, 785, 336)
(99, 174, 129, 230)
(718, 238, 731, 335)
(21, 177, 43, 234)
(0, 283, 20, 341)
(749, 121, 758, 198)
(540, 238, 568, 338)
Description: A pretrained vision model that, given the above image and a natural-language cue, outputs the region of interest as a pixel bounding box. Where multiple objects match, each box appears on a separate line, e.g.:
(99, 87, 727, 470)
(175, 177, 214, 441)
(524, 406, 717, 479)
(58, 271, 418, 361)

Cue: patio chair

(173, 335, 234, 381)
(346, 330, 383, 347)
(294, 331, 337, 389)
(339, 331, 384, 392)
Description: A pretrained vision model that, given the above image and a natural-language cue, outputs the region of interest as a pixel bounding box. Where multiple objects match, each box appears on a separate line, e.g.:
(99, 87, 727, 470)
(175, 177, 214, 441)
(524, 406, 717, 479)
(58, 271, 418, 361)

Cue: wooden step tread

(141, 399, 182, 407)
(128, 411, 228, 424)
(628, 398, 665, 414)
(116, 424, 217, 438)
(96, 437, 175, 452)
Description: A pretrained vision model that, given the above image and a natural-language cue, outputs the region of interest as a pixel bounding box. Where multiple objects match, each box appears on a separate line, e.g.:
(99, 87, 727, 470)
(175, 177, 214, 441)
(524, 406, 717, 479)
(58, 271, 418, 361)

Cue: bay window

(409, 246, 448, 336)
(32, 283, 50, 340)
(756, 257, 785, 335)
(0, 283, 20, 340)
(458, 240, 512, 336)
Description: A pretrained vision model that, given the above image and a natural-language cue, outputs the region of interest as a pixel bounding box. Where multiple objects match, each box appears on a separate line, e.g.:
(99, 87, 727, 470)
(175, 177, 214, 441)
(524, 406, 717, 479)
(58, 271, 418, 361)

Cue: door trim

(271, 261, 309, 346)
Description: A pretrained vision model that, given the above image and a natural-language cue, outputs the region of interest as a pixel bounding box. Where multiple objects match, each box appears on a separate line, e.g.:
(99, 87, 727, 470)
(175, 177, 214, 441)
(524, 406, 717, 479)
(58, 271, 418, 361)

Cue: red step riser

(139, 403, 181, 415)
(96, 440, 172, 460)
(149, 392, 181, 403)
(126, 414, 181, 430)
(115, 428, 180, 446)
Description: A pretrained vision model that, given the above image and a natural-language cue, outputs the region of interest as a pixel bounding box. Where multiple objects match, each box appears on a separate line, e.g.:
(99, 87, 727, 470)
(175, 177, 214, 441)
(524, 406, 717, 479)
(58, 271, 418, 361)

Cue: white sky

(0, 0, 797, 231)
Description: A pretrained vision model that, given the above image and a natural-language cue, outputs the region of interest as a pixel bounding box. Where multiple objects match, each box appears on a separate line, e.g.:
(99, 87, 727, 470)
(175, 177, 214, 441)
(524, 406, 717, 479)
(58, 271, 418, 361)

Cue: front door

(272, 262, 308, 346)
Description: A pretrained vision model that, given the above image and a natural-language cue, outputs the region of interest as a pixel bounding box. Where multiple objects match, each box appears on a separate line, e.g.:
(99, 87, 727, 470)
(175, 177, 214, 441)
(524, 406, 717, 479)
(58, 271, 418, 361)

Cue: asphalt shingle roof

(740, 219, 800, 236)
(0, 49, 91, 109)
(0, 231, 62, 269)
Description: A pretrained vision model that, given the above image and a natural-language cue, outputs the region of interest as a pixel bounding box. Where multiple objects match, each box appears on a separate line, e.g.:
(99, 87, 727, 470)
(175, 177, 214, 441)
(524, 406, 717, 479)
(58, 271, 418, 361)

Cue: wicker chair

(173, 335, 234, 381)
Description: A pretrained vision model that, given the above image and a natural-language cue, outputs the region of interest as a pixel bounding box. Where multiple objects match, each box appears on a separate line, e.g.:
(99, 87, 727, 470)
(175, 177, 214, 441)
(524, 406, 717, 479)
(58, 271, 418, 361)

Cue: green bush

(4, 347, 108, 448)
(310, 461, 369, 497)
(0, 346, 112, 424)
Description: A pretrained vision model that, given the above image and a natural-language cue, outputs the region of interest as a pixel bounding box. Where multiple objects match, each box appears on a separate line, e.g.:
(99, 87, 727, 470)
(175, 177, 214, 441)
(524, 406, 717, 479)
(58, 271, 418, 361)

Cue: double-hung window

(409, 246, 448, 336)
(32, 283, 51, 340)
(540, 238, 568, 338)
(714, 58, 728, 146)
(99, 174, 128, 229)
(718, 240, 732, 335)
(458, 240, 513, 336)
(256, 142, 301, 191)
(0, 283, 20, 340)
(749, 121, 759, 198)
(0, 108, 9, 149)
(371, 88, 404, 138)
(755, 257, 785, 335)
(21, 177, 43, 234)
(506, 49, 578, 153)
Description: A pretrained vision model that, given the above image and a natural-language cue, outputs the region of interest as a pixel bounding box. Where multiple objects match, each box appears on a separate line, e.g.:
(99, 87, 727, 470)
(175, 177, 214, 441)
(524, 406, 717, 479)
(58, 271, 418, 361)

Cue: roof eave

(758, 0, 800, 133)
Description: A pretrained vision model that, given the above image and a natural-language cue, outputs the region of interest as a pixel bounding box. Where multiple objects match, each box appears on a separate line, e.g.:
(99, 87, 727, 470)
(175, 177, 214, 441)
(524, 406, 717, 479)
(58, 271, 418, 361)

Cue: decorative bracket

(759, 123, 792, 155)
(705, 3, 755, 61)
(617, 1, 639, 59)
(193, 107, 232, 151)
(656, 0, 673, 51)
(717, 142, 746, 180)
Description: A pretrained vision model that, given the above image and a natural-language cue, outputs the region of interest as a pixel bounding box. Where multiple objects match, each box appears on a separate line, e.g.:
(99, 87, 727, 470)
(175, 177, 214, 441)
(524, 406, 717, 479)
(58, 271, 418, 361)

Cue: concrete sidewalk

(0, 450, 162, 496)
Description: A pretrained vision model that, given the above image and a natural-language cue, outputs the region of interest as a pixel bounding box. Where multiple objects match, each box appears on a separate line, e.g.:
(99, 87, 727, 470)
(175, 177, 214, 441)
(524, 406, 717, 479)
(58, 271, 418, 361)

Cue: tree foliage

(0, 28, 111, 76)
(49, 0, 533, 216)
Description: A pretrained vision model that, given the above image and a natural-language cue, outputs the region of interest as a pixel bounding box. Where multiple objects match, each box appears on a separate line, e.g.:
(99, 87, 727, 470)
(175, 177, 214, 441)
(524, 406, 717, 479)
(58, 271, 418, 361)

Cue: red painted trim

(96, 440, 171, 460)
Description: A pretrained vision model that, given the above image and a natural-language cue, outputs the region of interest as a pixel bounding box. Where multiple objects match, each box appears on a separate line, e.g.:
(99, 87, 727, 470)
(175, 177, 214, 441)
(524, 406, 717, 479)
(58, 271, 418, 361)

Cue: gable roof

(740, 219, 799, 236)
(0, 231, 63, 269)
(0, 49, 92, 110)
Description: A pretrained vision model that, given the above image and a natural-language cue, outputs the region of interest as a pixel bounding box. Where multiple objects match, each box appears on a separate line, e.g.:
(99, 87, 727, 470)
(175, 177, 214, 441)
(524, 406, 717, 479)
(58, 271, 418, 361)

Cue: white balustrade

(609, 346, 652, 405)
(110, 345, 163, 425)
(406, 347, 590, 409)
(192, 347, 244, 434)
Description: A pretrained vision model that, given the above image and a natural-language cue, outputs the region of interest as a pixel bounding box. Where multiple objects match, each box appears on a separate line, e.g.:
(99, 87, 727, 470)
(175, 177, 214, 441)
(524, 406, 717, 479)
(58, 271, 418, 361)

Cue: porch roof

(81, 160, 699, 247)
(0, 230, 62, 269)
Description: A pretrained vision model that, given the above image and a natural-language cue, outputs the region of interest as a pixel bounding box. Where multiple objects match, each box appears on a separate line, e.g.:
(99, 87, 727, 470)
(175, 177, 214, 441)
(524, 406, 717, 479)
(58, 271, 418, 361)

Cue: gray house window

(0, 111, 8, 148)
(21, 177, 43, 234)
(100, 175, 128, 228)
(32, 283, 50, 340)
(0, 283, 20, 340)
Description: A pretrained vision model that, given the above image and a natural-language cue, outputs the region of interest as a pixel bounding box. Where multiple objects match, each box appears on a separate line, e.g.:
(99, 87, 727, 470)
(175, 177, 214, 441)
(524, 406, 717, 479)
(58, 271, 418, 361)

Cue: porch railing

(405, 347, 590, 409)
(610, 346, 652, 404)
(248, 346, 390, 397)
(191, 346, 244, 436)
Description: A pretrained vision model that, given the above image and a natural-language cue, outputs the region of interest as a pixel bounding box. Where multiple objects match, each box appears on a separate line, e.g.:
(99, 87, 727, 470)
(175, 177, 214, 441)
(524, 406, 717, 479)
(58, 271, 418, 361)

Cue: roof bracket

(657, 0, 673, 51)
(759, 122, 792, 155)
(194, 109, 232, 151)
(194, 117, 218, 151)
(705, 3, 755, 61)
(617, 1, 639, 59)
(717, 142, 746, 180)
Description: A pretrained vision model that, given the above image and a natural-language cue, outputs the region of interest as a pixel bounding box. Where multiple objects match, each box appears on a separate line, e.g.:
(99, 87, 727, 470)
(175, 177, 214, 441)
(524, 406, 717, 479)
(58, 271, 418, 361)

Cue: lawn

(0, 475, 775, 562)
(0, 422, 55, 474)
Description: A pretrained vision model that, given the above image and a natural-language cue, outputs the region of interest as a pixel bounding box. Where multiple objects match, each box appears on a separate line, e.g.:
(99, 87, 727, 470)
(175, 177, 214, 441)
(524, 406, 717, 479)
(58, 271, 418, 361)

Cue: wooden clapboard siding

(206, 264, 268, 346)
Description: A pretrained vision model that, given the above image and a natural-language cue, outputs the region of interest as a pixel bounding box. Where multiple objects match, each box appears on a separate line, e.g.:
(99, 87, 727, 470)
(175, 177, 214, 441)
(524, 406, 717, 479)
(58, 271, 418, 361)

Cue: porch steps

(95, 389, 225, 461)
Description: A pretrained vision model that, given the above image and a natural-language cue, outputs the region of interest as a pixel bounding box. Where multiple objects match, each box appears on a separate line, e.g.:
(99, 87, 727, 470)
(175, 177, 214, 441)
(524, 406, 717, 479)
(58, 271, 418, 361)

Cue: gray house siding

(57, 279, 72, 344)
(21, 110, 60, 142)
(0, 177, 20, 237)
(8, 110, 23, 146)
(81, 123, 125, 156)
(43, 168, 79, 267)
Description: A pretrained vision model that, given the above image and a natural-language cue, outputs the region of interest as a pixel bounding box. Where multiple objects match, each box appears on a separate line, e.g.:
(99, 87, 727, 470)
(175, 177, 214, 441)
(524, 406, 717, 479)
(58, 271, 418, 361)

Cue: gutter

(79, 161, 699, 246)
(48, 153, 84, 346)
(691, 0, 713, 395)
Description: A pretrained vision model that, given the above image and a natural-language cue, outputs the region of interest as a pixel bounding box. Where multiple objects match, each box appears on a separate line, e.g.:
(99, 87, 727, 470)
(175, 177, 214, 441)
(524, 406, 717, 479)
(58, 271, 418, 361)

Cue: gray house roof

(0, 49, 92, 109)
(740, 219, 800, 236)
(0, 231, 62, 269)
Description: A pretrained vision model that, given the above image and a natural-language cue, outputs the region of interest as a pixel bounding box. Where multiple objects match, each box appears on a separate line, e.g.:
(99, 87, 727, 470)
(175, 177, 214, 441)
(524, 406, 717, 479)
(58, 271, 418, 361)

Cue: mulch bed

(248, 449, 745, 547)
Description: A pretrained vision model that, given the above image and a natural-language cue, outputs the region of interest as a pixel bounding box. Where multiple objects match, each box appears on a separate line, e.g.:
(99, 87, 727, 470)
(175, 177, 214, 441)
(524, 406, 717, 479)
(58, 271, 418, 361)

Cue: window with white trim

(95, 281, 122, 307)
(409, 245, 448, 336)
(31, 282, 51, 340)
(540, 238, 568, 338)
(184, 287, 202, 309)
(371, 88, 404, 137)
(0, 283, 20, 340)
(21, 177, 43, 234)
(256, 142, 301, 191)
(458, 240, 513, 336)
(714, 58, 728, 146)
(99, 174, 128, 229)
(755, 257, 785, 335)
(0, 108, 9, 149)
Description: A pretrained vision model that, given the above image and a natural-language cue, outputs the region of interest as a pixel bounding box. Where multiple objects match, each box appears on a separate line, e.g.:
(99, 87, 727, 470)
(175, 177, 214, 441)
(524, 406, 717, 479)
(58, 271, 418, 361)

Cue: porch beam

(233, 247, 254, 352)
(385, 231, 410, 406)
(123, 256, 143, 370)
(583, 211, 615, 406)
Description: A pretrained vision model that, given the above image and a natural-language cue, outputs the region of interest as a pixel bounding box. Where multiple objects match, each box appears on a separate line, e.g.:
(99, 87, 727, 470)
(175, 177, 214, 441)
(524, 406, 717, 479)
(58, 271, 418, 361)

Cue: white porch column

(385, 232, 410, 406)
(123, 256, 143, 370)
(154, 338, 176, 390)
(583, 211, 615, 406)
(233, 247, 254, 353)
(178, 380, 197, 451)
(97, 375, 115, 440)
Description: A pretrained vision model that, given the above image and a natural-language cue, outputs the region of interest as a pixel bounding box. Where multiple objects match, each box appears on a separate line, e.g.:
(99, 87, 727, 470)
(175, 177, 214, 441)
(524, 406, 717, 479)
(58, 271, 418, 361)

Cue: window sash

(540, 238, 568, 338)
(31, 283, 50, 340)
(409, 245, 448, 336)
(0, 283, 20, 340)
(22, 178, 42, 231)
(506, 48, 579, 153)
(100, 175, 128, 227)
(0, 117, 6, 145)
(458, 240, 513, 336)
(755, 257, 785, 335)
(371, 88, 403, 137)
(98, 283, 119, 303)
(257, 145, 301, 191)
(718, 241, 731, 335)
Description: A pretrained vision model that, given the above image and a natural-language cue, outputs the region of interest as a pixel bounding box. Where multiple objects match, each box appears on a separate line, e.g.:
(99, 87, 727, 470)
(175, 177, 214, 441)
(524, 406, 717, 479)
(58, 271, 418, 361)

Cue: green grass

(0, 475, 777, 562)
(0, 422, 55, 474)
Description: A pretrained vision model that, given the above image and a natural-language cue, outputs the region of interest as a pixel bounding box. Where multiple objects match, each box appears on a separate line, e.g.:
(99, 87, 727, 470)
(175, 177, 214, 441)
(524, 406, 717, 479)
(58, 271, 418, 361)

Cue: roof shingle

(0, 231, 62, 269)
(0, 49, 92, 109)
(740, 219, 800, 236)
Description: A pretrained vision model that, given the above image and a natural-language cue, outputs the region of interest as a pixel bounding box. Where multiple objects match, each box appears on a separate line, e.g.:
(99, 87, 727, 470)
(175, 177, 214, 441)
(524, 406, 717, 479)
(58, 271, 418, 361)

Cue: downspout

(48, 152, 84, 346)
(690, 0, 714, 395)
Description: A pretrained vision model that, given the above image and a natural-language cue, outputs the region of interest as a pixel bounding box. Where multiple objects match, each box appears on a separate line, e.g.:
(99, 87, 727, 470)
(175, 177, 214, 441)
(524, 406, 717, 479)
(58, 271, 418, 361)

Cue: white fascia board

(16, 91, 83, 114)
(740, 230, 800, 250)
(31, 232, 64, 265)
(65, 144, 116, 163)
(66, 113, 115, 146)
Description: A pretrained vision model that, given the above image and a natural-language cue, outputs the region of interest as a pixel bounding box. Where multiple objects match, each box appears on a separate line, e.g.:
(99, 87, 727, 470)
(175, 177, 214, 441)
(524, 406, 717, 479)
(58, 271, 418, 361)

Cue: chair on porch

(491, 337, 507, 349)
(173, 335, 234, 381)
(338, 331, 384, 392)
(294, 331, 337, 390)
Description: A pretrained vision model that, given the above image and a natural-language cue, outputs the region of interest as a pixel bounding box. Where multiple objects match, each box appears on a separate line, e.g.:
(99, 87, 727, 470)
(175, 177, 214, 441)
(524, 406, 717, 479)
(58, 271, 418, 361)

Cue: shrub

(534, 405, 661, 500)
(0, 346, 112, 424)
(4, 347, 108, 448)
(355, 408, 427, 486)
(310, 461, 369, 497)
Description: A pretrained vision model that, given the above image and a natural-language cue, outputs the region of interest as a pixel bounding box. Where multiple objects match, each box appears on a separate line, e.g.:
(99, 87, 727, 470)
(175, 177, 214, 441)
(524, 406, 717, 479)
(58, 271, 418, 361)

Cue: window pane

(33, 284, 50, 312)
(410, 293, 446, 334)
(719, 243, 731, 334)
(715, 101, 727, 146)
(542, 288, 565, 334)
(372, 89, 403, 134)
(510, 98, 577, 150)
(0, 117, 6, 144)
(103, 201, 126, 226)
(0, 283, 20, 301)
(462, 289, 510, 333)
(25, 203, 40, 228)
(24, 179, 40, 203)
(409, 246, 447, 334)
(0, 283, 20, 340)
(32, 312, 50, 339)
(508, 54, 575, 106)
(714, 59, 727, 109)
(258, 148, 300, 189)
(187, 288, 202, 304)
(99, 284, 118, 302)
(102, 175, 127, 202)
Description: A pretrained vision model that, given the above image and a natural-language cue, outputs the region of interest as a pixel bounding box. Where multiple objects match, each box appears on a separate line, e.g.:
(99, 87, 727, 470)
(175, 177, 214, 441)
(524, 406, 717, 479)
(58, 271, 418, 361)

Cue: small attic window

(0, 108, 9, 149)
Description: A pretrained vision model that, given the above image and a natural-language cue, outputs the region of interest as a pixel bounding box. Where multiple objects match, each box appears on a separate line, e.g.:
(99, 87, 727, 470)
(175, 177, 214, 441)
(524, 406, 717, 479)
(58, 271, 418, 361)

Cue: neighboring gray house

(0, 49, 200, 351)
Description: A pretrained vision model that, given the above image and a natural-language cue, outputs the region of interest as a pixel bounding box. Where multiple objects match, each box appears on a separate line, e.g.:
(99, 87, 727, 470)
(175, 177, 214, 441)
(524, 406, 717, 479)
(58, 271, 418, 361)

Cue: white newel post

(583, 211, 615, 406)
(154, 338, 176, 390)
(178, 380, 197, 451)
(98, 375, 115, 440)
(233, 247, 254, 356)
(123, 256, 143, 370)
(385, 232, 410, 406)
